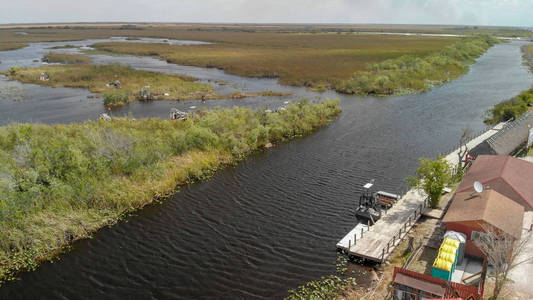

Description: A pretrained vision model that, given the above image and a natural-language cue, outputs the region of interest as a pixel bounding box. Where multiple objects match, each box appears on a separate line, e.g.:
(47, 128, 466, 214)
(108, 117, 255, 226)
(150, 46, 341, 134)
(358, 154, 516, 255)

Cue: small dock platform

(337, 189, 428, 263)
(336, 223, 369, 251)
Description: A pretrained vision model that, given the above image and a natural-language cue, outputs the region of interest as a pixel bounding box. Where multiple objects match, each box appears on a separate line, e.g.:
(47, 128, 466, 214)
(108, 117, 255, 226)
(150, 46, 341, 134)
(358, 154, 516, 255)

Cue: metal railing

(379, 197, 428, 262)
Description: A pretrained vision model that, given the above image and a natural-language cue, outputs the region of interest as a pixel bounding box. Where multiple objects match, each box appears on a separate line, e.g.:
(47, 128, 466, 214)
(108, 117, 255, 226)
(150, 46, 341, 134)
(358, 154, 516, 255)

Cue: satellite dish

(474, 181, 484, 193)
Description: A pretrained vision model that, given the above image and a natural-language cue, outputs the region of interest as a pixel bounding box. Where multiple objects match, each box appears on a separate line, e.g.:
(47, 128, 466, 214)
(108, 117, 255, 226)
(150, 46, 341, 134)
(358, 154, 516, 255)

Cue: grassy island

(92, 35, 498, 96)
(42, 53, 92, 64)
(0, 43, 28, 52)
(4, 63, 213, 107)
(339, 35, 500, 95)
(0, 99, 341, 283)
(4, 60, 291, 106)
(91, 34, 456, 92)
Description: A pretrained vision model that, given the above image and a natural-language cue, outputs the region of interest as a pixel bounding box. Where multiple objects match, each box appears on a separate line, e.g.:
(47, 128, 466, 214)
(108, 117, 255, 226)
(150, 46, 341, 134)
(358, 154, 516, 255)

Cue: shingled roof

(470, 112, 533, 157)
(457, 155, 533, 211)
(443, 190, 524, 239)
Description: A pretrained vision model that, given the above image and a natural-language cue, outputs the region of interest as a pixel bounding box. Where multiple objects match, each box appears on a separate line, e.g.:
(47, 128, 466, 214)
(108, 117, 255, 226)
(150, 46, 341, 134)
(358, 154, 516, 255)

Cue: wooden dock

(336, 122, 506, 263)
(337, 189, 428, 262)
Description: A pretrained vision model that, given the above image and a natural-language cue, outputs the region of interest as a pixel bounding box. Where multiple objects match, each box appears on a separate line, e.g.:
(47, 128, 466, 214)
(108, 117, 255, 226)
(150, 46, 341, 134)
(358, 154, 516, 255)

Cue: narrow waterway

(0, 40, 532, 299)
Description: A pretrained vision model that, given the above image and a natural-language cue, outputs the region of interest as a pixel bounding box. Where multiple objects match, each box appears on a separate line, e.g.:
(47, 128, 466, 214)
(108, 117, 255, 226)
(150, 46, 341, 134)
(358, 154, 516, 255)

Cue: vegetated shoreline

(522, 44, 533, 72)
(338, 35, 500, 95)
(484, 45, 533, 124)
(0, 43, 28, 52)
(2, 62, 291, 107)
(90, 37, 455, 94)
(0, 100, 341, 284)
(42, 53, 92, 64)
(91, 35, 499, 96)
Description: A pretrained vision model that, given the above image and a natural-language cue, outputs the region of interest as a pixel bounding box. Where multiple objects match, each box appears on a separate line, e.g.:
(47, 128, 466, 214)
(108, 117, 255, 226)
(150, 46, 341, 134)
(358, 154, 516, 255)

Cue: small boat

(355, 181, 400, 223)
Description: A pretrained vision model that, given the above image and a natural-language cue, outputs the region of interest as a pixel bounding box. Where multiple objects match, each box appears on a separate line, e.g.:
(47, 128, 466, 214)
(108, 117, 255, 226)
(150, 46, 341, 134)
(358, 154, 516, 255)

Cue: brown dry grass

(92, 33, 456, 88)
(5, 63, 212, 104)
(0, 42, 27, 51)
(0, 27, 456, 88)
(0, 23, 530, 37)
(43, 53, 92, 64)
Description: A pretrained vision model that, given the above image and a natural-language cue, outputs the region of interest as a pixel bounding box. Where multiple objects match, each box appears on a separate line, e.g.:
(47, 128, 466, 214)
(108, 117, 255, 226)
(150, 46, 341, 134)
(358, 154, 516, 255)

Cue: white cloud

(0, 0, 531, 26)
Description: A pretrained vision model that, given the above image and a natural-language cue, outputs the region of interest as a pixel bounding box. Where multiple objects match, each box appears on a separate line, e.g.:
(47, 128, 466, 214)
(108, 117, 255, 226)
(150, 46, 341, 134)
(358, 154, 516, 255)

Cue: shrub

(102, 90, 131, 107)
(485, 88, 533, 124)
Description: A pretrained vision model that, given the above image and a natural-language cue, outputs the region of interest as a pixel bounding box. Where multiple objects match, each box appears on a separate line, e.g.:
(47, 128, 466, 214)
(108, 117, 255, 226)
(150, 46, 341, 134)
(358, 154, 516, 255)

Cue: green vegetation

(4, 64, 291, 106)
(0, 86, 27, 102)
(286, 275, 357, 300)
(526, 45, 533, 57)
(91, 34, 456, 90)
(484, 45, 533, 124)
(485, 88, 533, 124)
(43, 53, 92, 64)
(524, 45, 533, 72)
(286, 256, 356, 300)
(47, 44, 78, 49)
(4, 63, 212, 107)
(0, 43, 27, 51)
(339, 35, 500, 95)
(408, 156, 452, 208)
(0, 99, 341, 283)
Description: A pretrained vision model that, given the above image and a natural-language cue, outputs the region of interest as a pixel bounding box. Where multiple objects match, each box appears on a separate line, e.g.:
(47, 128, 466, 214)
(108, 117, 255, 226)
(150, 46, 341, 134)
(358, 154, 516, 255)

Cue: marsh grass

(91, 34, 456, 90)
(485, 88, 533, 124)
(526, 45, 533, 57)
(0, 99, 341, 283)
(0, 86, 27, 102)
(47, 44, 78, 49)
(0, 43, 27, 51)
(5, 63, 213, 107)
(43, 53, 92, 64)
(339, 35, 500, 95)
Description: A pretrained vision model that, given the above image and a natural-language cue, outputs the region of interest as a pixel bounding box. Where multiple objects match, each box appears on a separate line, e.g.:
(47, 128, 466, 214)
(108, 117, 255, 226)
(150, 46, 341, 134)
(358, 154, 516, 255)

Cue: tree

(475, 224, 533, 300)
(456, 128, 472, 172)
(408, 156, 452, 208)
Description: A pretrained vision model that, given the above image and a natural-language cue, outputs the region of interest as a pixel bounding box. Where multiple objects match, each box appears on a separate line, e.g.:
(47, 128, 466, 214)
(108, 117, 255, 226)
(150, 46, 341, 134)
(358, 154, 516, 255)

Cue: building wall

(444, 221, 486, 258)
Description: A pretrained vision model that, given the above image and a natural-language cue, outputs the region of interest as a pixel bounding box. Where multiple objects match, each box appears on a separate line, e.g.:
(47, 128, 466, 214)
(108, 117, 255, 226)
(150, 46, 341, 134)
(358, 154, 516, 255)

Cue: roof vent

(474, 181, 483, 193)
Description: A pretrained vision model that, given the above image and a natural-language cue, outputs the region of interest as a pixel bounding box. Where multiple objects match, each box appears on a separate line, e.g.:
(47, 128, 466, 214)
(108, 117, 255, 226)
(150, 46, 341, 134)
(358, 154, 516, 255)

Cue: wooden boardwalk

(336, 122, 506, 263)
(341, 189, 428, 262)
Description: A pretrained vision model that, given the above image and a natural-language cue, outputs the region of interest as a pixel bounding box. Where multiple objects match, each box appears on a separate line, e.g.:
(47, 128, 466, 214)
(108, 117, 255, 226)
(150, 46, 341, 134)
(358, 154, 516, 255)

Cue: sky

(1, 0, 532, 27)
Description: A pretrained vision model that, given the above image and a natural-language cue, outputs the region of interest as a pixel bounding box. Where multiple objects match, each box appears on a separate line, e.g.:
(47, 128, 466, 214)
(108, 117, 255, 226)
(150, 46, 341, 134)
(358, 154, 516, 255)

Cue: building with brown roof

(457, 155, 533, 211)
(469, 112, 533, 157)
(443, 190, 524, 258)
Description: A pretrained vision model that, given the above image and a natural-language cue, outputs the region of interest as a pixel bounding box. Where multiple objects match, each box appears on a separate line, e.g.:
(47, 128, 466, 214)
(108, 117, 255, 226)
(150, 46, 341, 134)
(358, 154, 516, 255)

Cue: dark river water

(0, 39, 532, 299)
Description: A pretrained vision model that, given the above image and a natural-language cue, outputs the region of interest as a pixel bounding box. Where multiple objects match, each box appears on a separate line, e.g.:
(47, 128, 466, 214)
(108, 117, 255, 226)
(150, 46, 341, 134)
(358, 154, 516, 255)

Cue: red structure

(442, 189, 524, 258)
(392, 267, 482, 300)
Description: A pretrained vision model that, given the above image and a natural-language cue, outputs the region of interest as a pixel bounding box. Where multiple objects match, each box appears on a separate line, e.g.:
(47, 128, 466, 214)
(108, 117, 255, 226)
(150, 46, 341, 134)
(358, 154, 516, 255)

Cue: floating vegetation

(0, 86, 28, 102)
(47, 44, 78, 49)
